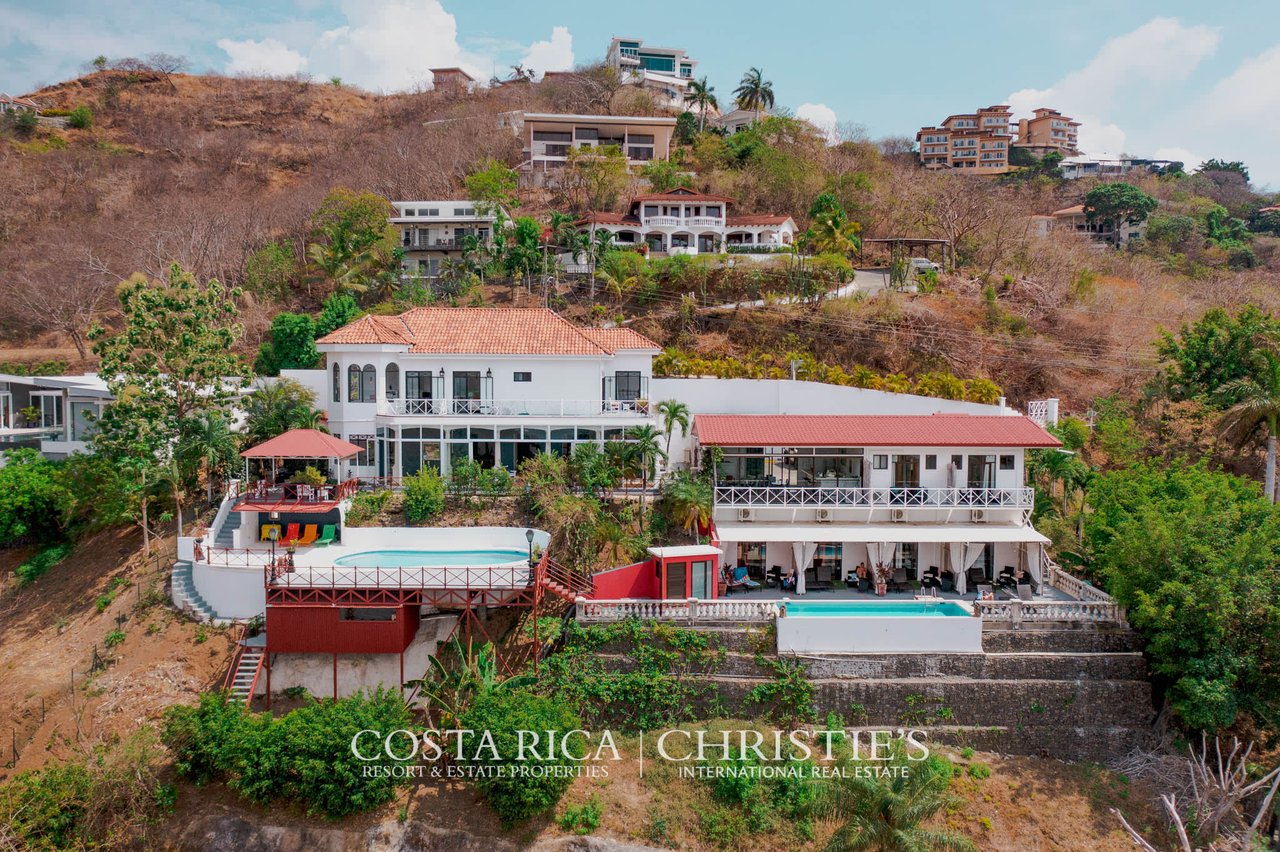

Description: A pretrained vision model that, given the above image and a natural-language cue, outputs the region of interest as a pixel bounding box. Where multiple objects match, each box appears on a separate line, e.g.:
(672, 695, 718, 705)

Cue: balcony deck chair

(807, 565, 835, 592)
(280, 523, 301, 546)
(976, 583, 995, 601)
(723, 566, 752, 595)
(259, 523, 281, 543)
(1016, 584, 1034, 602)
(731, 565, 761, 591)
(297, 524, 319, 546)
(315, 524, 337, 547)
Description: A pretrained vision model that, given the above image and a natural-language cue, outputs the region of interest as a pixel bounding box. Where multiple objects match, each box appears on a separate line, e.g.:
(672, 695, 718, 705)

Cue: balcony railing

(382, 398, 650, 417)
(642, 216, 723, 228)
(714, 485, 1035, 509)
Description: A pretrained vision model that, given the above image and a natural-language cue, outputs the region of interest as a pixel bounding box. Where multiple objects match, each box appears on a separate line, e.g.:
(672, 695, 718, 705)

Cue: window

(533, 131, 572, 142)
(406, 371, 435, 400)
(70, 401, 97, 441)
(453, 371, 481, 400)
(340, 608, 396, 621)
(385, 364, 400, 400)
(925, 454, 937, 470)
(951, 455, 964, 469)
(348, 435, 375, 466)
(999, 454, 1016, 470)
(872, 454, 888, 470)
(347, 365, 361, 402)
(361, 364, 376, 402)
(513, 372, 532, 383)
(333, 363, 341, 402)
(614, 371, 642, 401)
(574, 127, 599, 141)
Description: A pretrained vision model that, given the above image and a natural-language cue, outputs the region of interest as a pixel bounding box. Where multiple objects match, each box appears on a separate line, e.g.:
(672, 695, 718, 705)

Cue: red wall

(266, 604, 419, 654)
(591, 559, 659, 599)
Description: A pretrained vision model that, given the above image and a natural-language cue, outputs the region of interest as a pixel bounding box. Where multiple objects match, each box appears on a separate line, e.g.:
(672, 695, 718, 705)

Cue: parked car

(908, 257, 940, 275)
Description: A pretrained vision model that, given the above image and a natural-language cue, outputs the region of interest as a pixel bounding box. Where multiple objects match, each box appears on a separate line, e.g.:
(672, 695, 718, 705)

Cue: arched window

(332, 363, 340, 403)
(385, 363, 400, 400)
(361, 364, 376, 402)
(348, 364, 361, 402)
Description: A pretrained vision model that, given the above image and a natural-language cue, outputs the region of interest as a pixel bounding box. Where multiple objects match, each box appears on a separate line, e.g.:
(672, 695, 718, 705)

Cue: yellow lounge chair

(260, 524, 282, 542)
(297, 524, 319, 546)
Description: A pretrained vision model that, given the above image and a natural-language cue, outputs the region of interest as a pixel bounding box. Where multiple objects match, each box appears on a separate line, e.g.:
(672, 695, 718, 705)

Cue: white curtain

(791, 541, 818, 595)
(947, 542, 966, 594)
(867, 541, 898, 585)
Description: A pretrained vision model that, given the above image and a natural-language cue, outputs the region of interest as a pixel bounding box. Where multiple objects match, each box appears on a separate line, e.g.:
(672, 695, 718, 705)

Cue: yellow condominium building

(1014, 108, 1080, 157)
(916, 105, 1013, 174)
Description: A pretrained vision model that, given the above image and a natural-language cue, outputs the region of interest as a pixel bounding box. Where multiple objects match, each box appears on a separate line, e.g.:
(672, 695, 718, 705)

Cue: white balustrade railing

(714, 485, 1034, 509)
(643, 216, 682, 227)
(576, 597, 779, 623)
(1045, 558, 1116, 605)
(382, 398, 650, 417)
(975, 599, 1125, 625)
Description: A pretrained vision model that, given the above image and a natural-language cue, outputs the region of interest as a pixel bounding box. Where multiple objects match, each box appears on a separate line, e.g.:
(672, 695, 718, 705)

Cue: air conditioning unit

(737, 508, 753, 522)
(815, 508, 832, 523)
(891, 508, 907, 522)
(971, 509, 986, 523)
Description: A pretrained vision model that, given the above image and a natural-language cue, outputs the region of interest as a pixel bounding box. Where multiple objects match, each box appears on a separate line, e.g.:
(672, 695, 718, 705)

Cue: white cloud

(1006, 17, 1220, 158)
(1203, 44, 1280, 131)
(796, 102, 839, 143)
(217, 37, 307, 76)
(520, 26, 574, 78)
(1152, 147, 1206, 172)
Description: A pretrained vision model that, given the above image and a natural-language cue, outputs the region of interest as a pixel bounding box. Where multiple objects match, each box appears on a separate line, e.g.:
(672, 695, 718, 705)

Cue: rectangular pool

(785, 600, 970, 618)
(777, 599, 982, 654)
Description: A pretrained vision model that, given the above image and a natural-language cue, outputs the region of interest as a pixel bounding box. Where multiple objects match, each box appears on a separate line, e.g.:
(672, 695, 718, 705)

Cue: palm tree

(625, 424, 667, 531)
(178, 413, 240, 504)
(814, 747, 976, 852)
(733, 67, 774, 122)
(1219, 350, 1280, 502)
(684, 77, 718, 132)
(805, 213, 863, 257)
(656, 399, 691, 458)
(661, 471, 713, 536)
(596, 255, 638, 306)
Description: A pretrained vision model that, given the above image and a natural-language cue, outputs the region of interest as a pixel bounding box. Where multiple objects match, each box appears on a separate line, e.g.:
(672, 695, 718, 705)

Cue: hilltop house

(520, 112, 678, 172)
(576, 188, 797, 256)
(0, 372, 111, 459)
(917, 105, 1014, 174)
(391, 201, 508, 279)
(1013, 108, 1080, 158)
(0, 93, 39, 114)
(301, 307, 662, 479)
(1035, 204, 1147, 246)
(428, 67, 476, 94)
(605, 37, 698, 111)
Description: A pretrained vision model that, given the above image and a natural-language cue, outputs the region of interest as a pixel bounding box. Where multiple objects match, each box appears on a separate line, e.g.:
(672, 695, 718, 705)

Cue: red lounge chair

(281, 523, 301, 546)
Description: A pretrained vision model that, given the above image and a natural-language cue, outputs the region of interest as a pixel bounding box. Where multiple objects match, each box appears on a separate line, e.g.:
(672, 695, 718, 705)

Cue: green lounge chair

(315, 524, 337, 546)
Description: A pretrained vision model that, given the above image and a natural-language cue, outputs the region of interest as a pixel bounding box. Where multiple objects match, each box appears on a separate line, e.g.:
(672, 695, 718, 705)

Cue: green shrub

(16, 541, 73, 585)
(403, 467, 446, 522)
(104, 629, 126, 648)
(162, 688, 411, 817)
(66, 105, 94, 129)
(0, 449, 73, 545)
(968, 761, 992, 779)
(345, 489, 392, 526)
(458, 689, 583, 825)
(558, 794, 603, 834)
(0, 762, 92, 847)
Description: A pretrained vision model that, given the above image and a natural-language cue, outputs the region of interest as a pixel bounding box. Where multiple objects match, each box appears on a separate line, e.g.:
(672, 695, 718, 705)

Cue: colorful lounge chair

(297, 524, 319, 546)
(259, 524, 282, 542)
(315, 524, 337, 547)
(281, 523, 301, 546)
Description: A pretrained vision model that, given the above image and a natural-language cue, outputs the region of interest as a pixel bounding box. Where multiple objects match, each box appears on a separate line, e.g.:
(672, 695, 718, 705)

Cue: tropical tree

(305, 189, 397, 296)
(624, 424, 667, 530)
(596, 252, 639, 305)
(805, 212, 863, 257)
(659, 470, 713, 535)
(656, 398, 691, 458)
(1218, 350, 1280, 502)
(814, 748, 975, 851)
(178, 413, 240, 503)
(733, 67, 774, 122)
(243, 379, 325, 447)
(684, 76, 718, 131)
(1083, 182, 1157, 237)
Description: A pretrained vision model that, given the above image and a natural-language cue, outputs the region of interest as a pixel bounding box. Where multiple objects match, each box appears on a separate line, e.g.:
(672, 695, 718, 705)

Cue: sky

(3, 0, 1280, 187)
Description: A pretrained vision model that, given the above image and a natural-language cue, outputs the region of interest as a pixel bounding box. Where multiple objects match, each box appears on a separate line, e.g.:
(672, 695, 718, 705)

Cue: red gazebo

(237, 429, 364, 511)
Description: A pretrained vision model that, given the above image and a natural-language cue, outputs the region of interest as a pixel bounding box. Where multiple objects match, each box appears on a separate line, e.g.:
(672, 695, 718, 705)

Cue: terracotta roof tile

(726, 215, 792, 226)
(631, 189, 735, 203)
(693, 414, 1061, 448)
(579, 327, 661, 350)
(579, 212, 642, 225)
(316, 307, 656, 356)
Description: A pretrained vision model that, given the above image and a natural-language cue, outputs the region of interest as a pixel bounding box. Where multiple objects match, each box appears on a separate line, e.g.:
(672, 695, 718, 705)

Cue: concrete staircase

(228, 647, 264, 706)
(214, 510, 241, 548)
(170, 560, 230, 624)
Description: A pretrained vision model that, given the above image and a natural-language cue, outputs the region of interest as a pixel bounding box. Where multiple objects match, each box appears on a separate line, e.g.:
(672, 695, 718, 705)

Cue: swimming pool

(332, 548, 528, 568)
(785, 600, 970, 618)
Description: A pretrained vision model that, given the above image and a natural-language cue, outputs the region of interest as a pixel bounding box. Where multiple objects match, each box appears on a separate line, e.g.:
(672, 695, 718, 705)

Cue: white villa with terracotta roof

(303, 307, 661, 477)
(577, 188, 797, 256)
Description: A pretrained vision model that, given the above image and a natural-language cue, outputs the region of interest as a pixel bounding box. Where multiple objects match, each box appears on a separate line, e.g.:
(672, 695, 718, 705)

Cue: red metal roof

(693, 414, 1061, 448)
(316, 307, 659, 355)
(241, 429, 366, 459)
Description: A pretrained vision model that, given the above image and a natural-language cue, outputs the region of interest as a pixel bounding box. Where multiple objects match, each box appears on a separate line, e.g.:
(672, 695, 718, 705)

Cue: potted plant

(19, 405, 41, 427)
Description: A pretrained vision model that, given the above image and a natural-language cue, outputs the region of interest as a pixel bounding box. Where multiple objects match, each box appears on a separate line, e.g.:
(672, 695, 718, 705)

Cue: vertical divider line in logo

(639, 730, 644, 778)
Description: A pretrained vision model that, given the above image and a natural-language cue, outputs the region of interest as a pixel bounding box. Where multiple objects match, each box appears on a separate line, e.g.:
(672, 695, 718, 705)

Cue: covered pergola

(238, 429, 365, 511)
(860, 237, 954, 273)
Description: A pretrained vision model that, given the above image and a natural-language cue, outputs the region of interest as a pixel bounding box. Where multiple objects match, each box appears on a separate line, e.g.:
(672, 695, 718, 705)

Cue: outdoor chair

(767, 565, 784, 588)
(966, 566, 986, 589)
(280, 523, 301, 546)
(315, 524, 337, 547)
(1016, 584, 1034, 602)
(807, 565, 835, 592)
(723, 567, 753, 595)
(940, 575, 955, 593)
(259, 524, 281, 543)
(977, 583, 995, 600)
(297, 524, 319, 546)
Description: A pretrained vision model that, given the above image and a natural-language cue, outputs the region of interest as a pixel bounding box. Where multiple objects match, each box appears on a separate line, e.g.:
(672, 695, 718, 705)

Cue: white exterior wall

(777, 608, 983, 654)
(192, 562, 266, 619)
